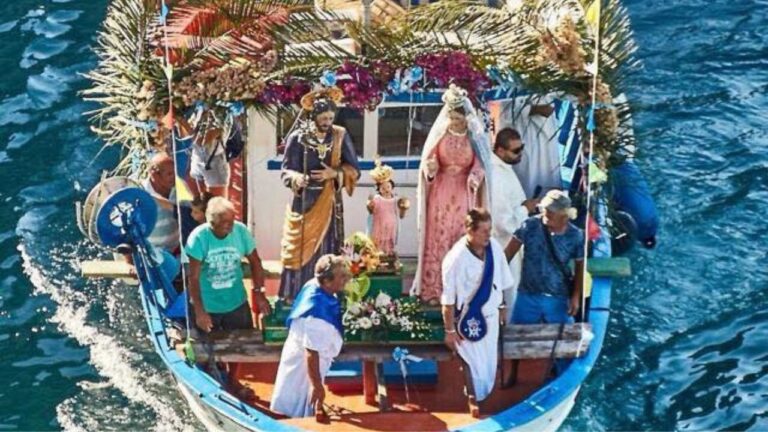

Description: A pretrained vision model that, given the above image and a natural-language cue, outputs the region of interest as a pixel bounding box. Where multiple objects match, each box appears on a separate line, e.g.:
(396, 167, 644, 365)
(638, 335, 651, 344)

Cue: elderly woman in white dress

(270, 255, 351, 418)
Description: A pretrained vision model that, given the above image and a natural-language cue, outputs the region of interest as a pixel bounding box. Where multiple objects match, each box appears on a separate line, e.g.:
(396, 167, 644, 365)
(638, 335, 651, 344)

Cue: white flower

(375, 292, 392, 308)
(347, 303, 362, 316)
(372, 317, 381, 326)
(359, 317, 373, 330)
(442, 84, 468, 110)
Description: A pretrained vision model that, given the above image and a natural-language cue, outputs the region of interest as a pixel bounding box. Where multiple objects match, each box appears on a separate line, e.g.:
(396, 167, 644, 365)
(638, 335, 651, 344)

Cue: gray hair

(315, 254, 348, 283)
(205, 197, 236, 223)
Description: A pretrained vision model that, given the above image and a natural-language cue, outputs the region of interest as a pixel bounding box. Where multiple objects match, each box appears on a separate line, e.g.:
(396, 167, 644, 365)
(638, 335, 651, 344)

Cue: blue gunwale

(139, 245, 611, 432)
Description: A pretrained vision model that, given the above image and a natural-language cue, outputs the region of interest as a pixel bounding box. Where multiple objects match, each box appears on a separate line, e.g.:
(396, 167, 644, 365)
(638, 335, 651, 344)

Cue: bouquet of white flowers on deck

(343, 292, 432, 340)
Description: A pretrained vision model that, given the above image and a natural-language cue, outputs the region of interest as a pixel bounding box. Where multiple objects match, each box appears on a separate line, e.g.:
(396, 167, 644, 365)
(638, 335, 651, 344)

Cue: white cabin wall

(246, 108, 421, 263)
(246, 109, 290, 261)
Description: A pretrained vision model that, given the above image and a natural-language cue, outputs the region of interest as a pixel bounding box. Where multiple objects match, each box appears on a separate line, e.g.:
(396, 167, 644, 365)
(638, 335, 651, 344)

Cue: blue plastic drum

(95, 187, 158, 247)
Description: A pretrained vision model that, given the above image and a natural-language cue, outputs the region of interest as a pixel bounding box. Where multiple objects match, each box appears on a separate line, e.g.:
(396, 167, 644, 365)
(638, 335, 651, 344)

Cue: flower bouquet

(343, 292, 432, 341)
(341, 232, 381, 303)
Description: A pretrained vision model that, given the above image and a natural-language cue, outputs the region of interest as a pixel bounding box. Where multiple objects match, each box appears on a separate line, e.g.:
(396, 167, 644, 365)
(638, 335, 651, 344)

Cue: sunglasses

(509, 144, 525, 155)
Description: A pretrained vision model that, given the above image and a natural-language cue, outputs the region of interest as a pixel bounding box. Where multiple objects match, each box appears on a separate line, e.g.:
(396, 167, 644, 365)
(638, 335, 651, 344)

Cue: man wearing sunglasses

(489, 127, 540, 323)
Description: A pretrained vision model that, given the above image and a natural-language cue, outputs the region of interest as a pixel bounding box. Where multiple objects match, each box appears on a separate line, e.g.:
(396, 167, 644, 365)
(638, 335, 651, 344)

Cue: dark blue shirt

(513, 215, 584, 298)
(281, 127, 359, 213)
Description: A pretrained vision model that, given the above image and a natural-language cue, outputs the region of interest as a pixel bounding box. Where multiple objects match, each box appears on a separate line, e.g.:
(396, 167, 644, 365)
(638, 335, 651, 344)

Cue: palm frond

(83, 0, 163, 176)
(186, 0, 315, 25)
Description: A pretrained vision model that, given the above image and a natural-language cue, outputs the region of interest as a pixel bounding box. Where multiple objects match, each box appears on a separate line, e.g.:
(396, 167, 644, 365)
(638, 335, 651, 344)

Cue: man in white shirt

(441, 209, 514, 405)
(271, 255, 351, 418)
(490, 128, 540, 321)
(142, 152, 180, 253)
(499, 97, 561, 198)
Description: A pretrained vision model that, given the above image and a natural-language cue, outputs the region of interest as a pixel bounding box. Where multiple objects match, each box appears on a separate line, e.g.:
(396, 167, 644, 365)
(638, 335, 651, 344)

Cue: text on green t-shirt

(186, 221, 256, 313)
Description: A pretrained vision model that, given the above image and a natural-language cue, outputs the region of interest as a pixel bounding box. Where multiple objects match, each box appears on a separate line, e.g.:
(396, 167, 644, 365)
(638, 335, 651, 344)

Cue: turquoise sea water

(0, 0, 766, 430)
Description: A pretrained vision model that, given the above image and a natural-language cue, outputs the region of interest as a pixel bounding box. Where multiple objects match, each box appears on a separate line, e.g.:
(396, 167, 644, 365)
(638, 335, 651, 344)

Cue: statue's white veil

(410, 89, 493, 296)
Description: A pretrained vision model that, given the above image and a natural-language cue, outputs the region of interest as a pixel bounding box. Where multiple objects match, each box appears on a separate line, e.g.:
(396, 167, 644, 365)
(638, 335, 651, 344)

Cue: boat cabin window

(275, 107, 296, 155)
(274, 106, 364, 156)
(335, 108, 365, 156)
(377, 105, 441, 157)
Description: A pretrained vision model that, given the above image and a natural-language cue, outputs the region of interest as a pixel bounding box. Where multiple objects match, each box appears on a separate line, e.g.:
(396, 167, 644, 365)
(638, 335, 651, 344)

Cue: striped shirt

(142, 179, 180, 252)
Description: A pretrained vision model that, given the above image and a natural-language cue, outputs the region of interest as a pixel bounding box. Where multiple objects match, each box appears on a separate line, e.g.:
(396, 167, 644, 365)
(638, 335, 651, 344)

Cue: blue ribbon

(126, 119, 157, 132)
(392, 346, 422, 403)
(455, 243, 494, 342)
(228, 101, 245, 116)
(160, 1, 169, 24)
(586, 105, 596, 132)
(487, 65, 522, 99)
(320, 70, 337, 87)
(392, 347, 410, 363)
(388, 66, 424, 95)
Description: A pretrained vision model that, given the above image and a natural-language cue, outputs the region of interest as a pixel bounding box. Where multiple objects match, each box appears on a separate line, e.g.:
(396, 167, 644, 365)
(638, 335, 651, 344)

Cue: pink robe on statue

(370, 194, 399, 255)
(419, 133, 484, 302)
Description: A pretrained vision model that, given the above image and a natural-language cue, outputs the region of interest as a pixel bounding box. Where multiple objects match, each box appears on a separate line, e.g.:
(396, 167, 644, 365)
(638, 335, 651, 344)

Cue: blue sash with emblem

(455, 243, 494, 342)
(286, 279, 344, 336)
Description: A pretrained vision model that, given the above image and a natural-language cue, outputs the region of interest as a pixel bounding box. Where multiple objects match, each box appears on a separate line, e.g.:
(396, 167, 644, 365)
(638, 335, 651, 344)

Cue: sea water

(0, 0, 766, 430)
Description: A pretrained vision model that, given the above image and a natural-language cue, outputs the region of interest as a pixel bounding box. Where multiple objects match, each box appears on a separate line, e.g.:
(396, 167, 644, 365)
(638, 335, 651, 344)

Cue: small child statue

(367, 159, 409, 258)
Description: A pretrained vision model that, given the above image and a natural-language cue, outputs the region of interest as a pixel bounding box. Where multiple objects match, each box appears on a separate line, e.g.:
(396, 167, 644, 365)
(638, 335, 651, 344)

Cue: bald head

(148, 152, 175, 198)
(150, 152, 174, 171)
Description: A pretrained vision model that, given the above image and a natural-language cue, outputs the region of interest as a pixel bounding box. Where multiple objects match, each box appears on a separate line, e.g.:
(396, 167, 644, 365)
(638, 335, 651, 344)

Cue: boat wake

(20, 243, 199, 431)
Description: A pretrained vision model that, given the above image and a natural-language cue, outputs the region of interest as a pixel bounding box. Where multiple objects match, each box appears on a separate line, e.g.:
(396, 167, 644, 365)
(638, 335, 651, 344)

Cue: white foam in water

(56, 398, 93, 432)
(0, 20, 18, 33)
(20, 245, 194, 432)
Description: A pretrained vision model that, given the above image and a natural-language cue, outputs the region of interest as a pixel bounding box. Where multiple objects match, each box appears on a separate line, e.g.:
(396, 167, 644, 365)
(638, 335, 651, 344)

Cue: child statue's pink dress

(369, 194, 399, 255)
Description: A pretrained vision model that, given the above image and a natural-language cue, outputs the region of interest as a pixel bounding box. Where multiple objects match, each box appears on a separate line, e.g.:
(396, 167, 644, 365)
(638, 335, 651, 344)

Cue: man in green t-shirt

(187, 197, 272, 332)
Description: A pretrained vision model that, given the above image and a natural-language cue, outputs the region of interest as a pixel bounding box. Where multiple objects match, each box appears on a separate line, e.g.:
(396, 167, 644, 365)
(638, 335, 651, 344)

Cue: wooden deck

(229, 357, 552, 431)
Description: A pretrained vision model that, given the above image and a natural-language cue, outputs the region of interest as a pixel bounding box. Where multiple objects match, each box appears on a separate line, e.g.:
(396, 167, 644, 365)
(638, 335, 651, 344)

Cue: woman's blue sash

(455, 243, 494, 342)
(286, 280, 344, 336)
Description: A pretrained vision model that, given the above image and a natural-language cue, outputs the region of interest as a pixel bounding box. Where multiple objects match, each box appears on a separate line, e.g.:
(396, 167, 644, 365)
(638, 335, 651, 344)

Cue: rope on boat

(158, 0, 193, 346)
(582, 0, 602, 323)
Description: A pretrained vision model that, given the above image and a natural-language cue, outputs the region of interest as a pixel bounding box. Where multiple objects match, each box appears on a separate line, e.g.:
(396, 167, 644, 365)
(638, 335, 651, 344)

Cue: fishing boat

(77, 0, 656, 430)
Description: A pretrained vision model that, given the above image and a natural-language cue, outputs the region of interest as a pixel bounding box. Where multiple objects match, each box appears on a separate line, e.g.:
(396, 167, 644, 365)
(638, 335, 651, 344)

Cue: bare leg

(187, 176, 203, 200)
(460, 357, 480, 418)
(206, 185, 228, 199)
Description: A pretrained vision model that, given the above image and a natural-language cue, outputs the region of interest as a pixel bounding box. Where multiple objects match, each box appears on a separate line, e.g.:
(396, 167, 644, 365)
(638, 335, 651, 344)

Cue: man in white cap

(504, 190, 584, 379)
(505, 190, 584, 326)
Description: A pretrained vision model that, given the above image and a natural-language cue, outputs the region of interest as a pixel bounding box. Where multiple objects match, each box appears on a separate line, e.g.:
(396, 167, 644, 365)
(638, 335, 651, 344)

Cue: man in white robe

(489, 128, 540, 322)
(270, 255, 350, 418)
(441, 209, 514, 402)
(499, 95, 561, 198)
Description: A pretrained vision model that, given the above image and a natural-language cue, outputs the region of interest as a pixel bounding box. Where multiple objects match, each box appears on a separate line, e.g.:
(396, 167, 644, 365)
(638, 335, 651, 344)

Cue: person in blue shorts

(504, 190, 585, 378)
